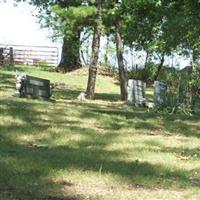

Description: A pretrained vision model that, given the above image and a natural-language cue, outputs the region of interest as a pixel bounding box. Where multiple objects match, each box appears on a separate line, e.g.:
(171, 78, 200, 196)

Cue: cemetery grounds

(0, 65, 200, 200)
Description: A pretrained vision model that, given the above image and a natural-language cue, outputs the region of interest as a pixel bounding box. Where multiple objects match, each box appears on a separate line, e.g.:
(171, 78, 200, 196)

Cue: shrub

(128, 62, 157, 82)
(128, 63, 180, 86)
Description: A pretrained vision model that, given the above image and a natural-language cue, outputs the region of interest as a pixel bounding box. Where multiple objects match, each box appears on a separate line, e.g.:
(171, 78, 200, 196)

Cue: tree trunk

(144, 51, 149, 68)
(191, 49, 198, 68)
(104, 36, 109, 66)
(86, 0, 102, 99)
(154, 54, 165, 81)
(115, 22, 127, 101)
(190, 49, 198, 108)
(57, 33, 81, 72)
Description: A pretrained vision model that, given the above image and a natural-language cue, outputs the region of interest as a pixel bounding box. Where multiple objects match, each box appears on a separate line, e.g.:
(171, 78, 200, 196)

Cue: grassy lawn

(0, 65, 200, 200)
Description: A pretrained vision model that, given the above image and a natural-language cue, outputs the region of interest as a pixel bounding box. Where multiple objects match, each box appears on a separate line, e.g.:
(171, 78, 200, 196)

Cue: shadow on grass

(95, 92, 120, 102)
(0, 72, 15, 87)
(0, 129, 198, 199)
(0, 98, 83, 199)
(53, 87, 120, 102)
(0, 128, 198, 199)
(82, 107, 200, 138)
(0, 98, 200, 199)
(53, 88, 82, 100)
(0, 68, 200, 199)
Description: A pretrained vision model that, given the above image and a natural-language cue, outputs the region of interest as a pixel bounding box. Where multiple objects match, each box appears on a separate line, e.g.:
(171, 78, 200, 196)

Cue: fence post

(0, 48, 4, 65)
(9, 47, 14, 66)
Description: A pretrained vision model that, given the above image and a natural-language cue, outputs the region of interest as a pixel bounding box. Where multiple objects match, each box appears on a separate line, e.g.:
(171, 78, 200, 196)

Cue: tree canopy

(12, 0, 200, 99)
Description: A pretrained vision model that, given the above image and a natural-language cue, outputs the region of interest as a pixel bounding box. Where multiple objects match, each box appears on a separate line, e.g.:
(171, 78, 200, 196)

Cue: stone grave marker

(25, 75, 51, 99)
(15, 73, 51, 99)
(127, 79, 135, 105)
(127, 79, 146, 106)
(154, 81, 168, 108)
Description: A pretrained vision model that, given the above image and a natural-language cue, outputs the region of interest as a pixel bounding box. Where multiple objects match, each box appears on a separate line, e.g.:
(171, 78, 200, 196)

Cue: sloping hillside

(0, 65, 200, 200)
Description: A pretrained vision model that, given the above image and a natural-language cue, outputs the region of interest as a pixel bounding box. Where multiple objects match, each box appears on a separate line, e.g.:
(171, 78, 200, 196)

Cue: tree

(58, 33, 81, 71)
(50, 3, 96, 72)
(86, 0, 102, 99)
(115, 19, 127, 100)
(15, 0, 83, 71)
(103, 1, 128, 100)
(121, 0, 168, 80)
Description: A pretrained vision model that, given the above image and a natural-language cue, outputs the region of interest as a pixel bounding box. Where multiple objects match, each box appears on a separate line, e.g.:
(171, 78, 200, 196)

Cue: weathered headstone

(154, 81, 168, 108)
(127, 79, 146, 106)
(14, 73, 51, 99)
(127, 79, 135, 105)
(25, 75, 51, 99)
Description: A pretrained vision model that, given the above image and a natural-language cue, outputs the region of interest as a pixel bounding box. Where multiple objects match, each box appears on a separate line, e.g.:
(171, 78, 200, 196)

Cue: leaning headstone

(154, 81, 168, 108)
(25, 75, 51, 99)
(14, 73, 51, 99)
(127, 79, 146, 106)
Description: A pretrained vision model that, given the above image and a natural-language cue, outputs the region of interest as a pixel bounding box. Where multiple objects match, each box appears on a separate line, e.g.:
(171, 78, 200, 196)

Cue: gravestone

(127, 79, 146, 106)
(154, 81, 168, 108)
(25, 75, 51, 99)
(127, 79, 135, 105)
(15, 74, 51, 99)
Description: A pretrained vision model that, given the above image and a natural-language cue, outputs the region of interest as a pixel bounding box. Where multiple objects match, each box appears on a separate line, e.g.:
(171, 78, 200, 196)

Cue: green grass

(0, 65, 200, 200)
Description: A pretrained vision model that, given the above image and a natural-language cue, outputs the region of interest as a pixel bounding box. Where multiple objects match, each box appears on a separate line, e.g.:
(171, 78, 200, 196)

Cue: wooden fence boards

(0, 44, 59, 66)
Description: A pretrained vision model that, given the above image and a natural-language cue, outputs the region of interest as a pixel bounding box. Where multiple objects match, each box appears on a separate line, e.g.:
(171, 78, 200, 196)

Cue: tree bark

(191, 49, 198, 68)
(86, 0, 102, 99)
(144, 51, 149, 68)
(115, 22, 127, 101)
(104, 36, 110, 66)
(190, 49, 198, 108)
(57, 33, 81, 72)
(154, 54, 165, 81)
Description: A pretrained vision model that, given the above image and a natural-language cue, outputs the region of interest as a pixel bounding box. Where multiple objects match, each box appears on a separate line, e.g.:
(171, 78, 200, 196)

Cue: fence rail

(0, 44, 59, 67)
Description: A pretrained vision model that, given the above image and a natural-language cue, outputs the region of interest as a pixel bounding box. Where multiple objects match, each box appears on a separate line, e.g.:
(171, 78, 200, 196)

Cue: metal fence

(0, 44, 59, 67)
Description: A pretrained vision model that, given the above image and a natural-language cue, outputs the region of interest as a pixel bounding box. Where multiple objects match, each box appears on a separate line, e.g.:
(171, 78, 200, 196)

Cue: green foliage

(128, 64, 180, 86)
(190, 66, 200, 87)
(155, 104, 193, 115)
(154, 91, 193, 115)
(13, 0, 200, 103)
(14, 0, 200, 68)
(157, 67, 180, 88)
(128, 65, 155, 82)
(51, 5, 96, 37)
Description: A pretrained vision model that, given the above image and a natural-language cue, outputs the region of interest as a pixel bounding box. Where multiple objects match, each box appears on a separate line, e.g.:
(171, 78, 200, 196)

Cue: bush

(128, 62, 157, 82)
(157, 67, 180, 88)
(128, 63, 180, 86)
